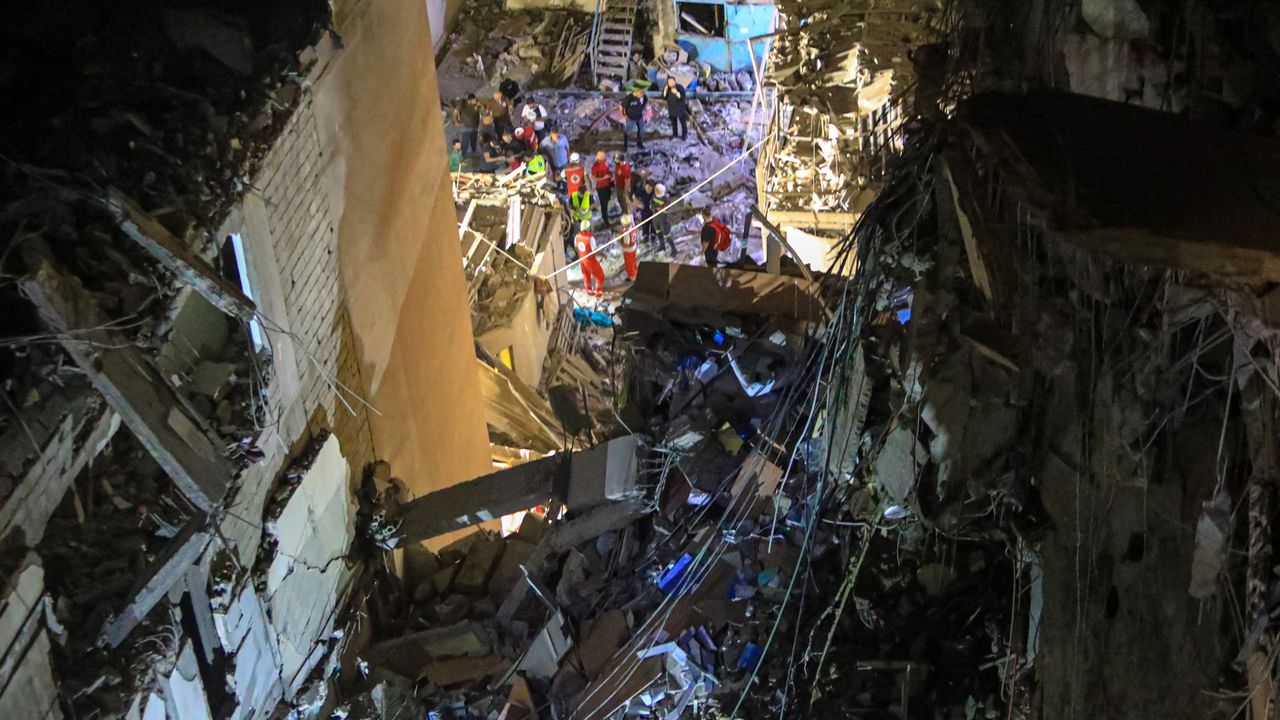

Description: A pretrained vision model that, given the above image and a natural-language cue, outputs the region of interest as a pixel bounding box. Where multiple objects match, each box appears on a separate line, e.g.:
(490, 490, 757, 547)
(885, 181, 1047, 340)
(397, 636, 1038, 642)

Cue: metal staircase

(589, 0, 638, 88)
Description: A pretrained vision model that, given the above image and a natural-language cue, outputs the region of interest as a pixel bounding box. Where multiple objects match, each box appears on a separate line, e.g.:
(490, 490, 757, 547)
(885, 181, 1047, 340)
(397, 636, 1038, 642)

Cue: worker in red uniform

(591, 151, 614, 225)
(565, 152, 586, 195)
(619, 214, 639, 281)
(700, 213, 732, 267)
(513, 126, 538, 155)
(613, 154, 633, 213)
(574, 220, 606, 299)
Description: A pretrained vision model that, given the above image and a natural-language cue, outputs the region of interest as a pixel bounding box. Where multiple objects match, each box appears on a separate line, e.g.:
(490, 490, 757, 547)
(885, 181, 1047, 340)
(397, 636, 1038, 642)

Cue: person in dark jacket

(632, 178, 655, 247)
(621, 88, 648, 151)
(453, 94, 482, 155)
(661, 77, 689, 141)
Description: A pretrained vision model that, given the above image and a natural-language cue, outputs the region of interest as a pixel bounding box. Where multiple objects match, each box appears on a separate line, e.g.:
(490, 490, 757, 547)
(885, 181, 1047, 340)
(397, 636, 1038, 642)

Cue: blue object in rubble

(737, 643, 763, 670)
(657, 553, 694, 592)
(713, 329, 726, 345)
(896, 308, 912, 324)
(572, 307, 614, 328)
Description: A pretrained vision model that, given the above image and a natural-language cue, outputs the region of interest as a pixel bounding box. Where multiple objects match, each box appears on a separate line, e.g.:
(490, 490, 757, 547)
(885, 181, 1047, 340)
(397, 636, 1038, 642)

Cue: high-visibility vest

(570, 192, 592, 222)
(526, 154, 546, 176)
(575, 231, 595, 258)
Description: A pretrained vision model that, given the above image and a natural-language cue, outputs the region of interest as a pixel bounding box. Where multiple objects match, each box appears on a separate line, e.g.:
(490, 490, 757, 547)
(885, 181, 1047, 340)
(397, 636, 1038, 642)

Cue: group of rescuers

(449, 77, 735, 299)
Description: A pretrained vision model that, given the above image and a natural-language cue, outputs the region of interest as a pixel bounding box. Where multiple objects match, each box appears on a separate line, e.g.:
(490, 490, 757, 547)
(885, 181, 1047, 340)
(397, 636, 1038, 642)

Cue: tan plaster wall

(317, 0, 491, 495)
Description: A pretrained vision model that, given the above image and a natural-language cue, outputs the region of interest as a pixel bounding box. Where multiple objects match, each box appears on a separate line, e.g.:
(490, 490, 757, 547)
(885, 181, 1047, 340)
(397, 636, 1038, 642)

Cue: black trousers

(597, 186, 613, 223)
(704, 245, 719, 267)
(670, 113, 688, 140)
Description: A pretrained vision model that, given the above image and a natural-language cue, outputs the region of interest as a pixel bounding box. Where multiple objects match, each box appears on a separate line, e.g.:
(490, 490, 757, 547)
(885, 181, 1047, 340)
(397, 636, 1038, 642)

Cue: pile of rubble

(437, 0, 591, 100)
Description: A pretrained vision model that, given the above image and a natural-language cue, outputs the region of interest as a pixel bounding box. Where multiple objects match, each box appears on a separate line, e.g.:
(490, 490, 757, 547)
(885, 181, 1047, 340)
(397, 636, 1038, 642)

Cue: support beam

(100, 189, 257, 321)
(749, 206, 814, 281)
(395, 435, 641, 543)
(100, 515, 210, 647)
(20, 249, 232, 510)
(396, 453, 568, 543)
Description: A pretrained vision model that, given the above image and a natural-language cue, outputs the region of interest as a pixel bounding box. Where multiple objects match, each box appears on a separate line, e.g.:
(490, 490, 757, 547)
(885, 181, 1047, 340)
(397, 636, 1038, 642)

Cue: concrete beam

(100, 515, 210, 648)
(396, 453, 568, 544)
(100, 189, 257, 321)
(20, 249, 232, 510)
(395, 436, 641, 543)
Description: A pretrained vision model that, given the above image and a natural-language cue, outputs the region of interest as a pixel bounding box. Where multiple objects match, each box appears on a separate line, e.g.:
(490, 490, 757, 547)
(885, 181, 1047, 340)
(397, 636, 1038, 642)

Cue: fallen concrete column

(20, 248, 232, 510)
(395, 435, 641, 544)
(100, 515, 210, 647)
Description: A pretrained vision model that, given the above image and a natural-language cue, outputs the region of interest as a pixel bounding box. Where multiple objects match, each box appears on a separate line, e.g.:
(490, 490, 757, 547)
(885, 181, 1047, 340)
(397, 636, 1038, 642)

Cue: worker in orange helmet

(619, 214, 639, 281)
(574, 220, 606, 298)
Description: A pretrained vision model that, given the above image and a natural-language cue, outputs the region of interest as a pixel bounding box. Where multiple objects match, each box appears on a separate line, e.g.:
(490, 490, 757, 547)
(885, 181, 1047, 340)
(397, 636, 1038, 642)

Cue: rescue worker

(661, 76, 689, 141)
(591, 151, 614, 225)
(699, 212, 731, 267)
(619, 214, 639, 281)
(651, 183, 676, 255)
(513, 127, 538, 155)
(574, 220, 606, 299)
(525, 152, 547, 179)
(613, 154, 633, 210)
(565, 152, 586, 195)
(622, 87, 648, 151)
(521, 100, 549, 140)
(569, 185, 593, 228)
(633, 178, 655, 247)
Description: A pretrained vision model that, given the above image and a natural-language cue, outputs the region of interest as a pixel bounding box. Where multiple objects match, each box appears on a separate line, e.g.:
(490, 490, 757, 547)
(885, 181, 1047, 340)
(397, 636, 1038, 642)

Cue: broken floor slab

(261, 434, 355, 698)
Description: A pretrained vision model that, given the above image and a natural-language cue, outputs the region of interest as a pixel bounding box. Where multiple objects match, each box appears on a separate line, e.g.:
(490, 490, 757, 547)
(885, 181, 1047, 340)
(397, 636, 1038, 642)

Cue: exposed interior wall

(318, 0, 492, 496)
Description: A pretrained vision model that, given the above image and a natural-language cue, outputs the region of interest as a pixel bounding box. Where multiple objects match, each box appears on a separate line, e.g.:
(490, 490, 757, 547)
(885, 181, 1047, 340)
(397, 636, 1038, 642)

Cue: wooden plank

(100, 516, 210, 647)
(99, 189, 257, 321)
(20, 250, 231, 510)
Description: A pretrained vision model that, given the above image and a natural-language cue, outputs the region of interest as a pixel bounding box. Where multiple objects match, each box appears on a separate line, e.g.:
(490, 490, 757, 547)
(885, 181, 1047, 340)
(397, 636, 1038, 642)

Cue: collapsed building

(5, 0, 1280, 719)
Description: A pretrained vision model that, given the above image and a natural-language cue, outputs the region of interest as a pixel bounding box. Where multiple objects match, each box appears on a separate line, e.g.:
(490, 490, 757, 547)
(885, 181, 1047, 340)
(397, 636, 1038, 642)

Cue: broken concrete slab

(365, 621, 495, 679)
(454, 533, 505, 594)
(100, 515, 211, 647)
(100, 190, 256, 320)
(567, 435, 640, 510)
(20, 249, 231, 510)
(423, 655, 508, 687)
(958, 91, 1280, 283)
(262, 435, 355, 698)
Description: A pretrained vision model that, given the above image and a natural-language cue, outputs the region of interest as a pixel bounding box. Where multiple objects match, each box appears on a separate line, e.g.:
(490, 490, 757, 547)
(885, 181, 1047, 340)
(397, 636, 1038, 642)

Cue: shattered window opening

(678, 2, 727, 37)
(223, 233, 266, 353)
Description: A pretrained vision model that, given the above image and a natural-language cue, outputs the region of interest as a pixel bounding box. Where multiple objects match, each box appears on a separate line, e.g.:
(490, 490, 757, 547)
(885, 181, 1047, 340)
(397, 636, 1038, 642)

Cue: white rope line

(542, 134, 770, 279)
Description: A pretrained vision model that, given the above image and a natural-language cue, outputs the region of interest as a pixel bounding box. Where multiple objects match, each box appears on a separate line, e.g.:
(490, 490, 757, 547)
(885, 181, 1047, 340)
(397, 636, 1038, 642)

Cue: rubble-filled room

(5, 0, 1280, 719)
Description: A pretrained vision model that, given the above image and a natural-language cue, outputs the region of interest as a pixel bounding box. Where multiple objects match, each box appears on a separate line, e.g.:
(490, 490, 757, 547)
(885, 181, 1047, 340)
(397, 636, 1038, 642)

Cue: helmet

(621, 214, 633, 225)
(580, 220, 591, 230)
(569, 152, 580, 163)
(655, 183, 666, 197)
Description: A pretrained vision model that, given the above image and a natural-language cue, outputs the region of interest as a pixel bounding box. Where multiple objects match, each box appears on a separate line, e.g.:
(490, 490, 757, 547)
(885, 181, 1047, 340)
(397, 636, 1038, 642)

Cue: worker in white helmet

(565, 152, 585, 195)
(574, 220, 606, 298)
(619, 214, 639, 281)
(651, 182, 676, 255)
